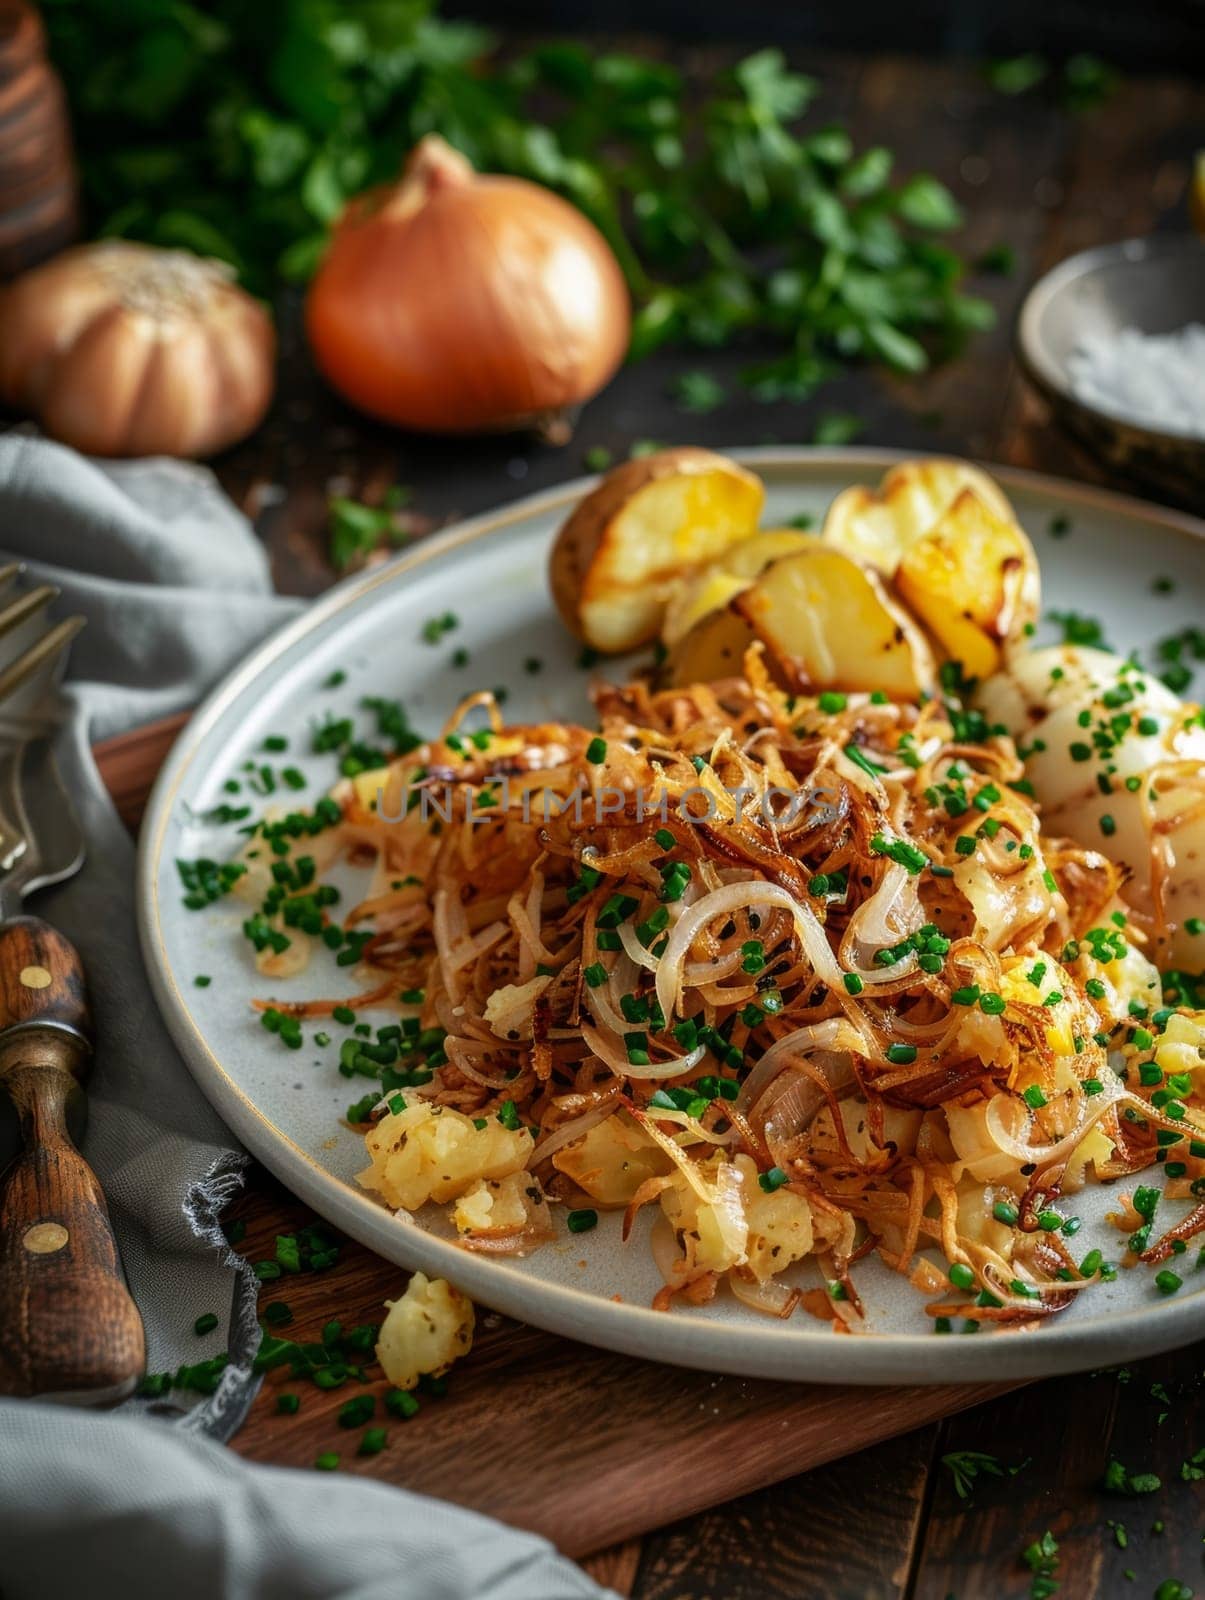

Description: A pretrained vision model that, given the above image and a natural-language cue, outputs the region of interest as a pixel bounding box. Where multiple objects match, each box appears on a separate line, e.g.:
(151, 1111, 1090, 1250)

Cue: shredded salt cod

(1067, 323, 1205, 439)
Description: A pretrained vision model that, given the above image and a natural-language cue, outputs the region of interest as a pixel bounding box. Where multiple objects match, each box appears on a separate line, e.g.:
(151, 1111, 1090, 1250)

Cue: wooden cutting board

(93, 714, 1018, 1560)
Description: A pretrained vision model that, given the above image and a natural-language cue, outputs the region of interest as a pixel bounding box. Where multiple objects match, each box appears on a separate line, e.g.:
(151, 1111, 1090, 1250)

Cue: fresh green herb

(975, 243, 1016, 276)
(1048, 610, 1109, 649)
(813, 412, 863, 446)
(1021, 1529, 1059, 1600)
(421, 612, 459, 646)
(176, 856, 247, 910)
(1060, 53, 1120, 111)
(941, 1450, 1003, 1499)
(328, 488, 413, 570)
(386, 1388, 421, 1419)
(986, 54, 1050, 95)
(1104, 1458, 1161, 1494)
(844, 743, 887, 781)
(672, 371, 726, 413)
(338, 1395, 376, 1429)
(47, 13, 991, 395)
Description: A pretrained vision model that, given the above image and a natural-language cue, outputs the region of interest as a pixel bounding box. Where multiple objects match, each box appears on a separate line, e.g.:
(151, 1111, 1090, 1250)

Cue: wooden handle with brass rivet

(0, 917, 145, 1402)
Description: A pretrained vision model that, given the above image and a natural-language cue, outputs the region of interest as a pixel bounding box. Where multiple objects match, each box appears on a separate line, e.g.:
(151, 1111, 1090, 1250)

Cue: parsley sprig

(48, 6, 992, 392)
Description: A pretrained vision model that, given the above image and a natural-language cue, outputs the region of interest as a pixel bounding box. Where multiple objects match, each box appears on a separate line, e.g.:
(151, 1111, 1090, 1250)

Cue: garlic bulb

(0, 241, 275, 458)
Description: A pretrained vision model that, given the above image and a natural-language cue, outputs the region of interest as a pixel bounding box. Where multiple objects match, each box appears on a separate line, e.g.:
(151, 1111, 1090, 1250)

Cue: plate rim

(136, 446, 1205, 1384)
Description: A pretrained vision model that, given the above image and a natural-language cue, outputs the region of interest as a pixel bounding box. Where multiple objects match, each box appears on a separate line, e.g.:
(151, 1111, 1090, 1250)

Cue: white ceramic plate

(138, 449, 1205, 1384)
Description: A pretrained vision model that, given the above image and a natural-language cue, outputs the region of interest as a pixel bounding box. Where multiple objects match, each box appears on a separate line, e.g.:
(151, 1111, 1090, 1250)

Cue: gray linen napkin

(0, 431, 299, 1436)
(2, 1405, 605, 1600)
(0, 435, 609, 1600)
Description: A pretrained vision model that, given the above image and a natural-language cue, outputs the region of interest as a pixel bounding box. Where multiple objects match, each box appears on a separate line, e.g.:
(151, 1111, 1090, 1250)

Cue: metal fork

(0, 570, 145, 1403)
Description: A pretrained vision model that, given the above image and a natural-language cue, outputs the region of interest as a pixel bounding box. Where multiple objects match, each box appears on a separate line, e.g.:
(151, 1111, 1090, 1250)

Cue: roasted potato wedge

(548, 448, 764, 654)
(661, 528, 814, 647)
(893, 489, 1041, 680)
(664, 601, 760, 687)
(668, 539, 937, 700)
(739, 543, 938, 700)
(822, 457, 1016, 577)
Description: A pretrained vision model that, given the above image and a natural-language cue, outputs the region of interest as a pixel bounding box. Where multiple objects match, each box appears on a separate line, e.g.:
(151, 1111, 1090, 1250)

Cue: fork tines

(0, 615, 86, 706)
(0, 583, 58, 644)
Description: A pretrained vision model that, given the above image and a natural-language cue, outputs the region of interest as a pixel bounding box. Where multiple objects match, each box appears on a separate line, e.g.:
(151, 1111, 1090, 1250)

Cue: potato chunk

(359, 1101, 532, 1213)
(549, 448, 764, 653)
(376, 1271, 474, 1390)
(664, 602, 760, 689)
(552, 1112, 670, 1205)
(451, 1171, 550, 1240)
(734, 542, 937, 700)
(735, 1154, 816, 1283)
(657, 1151, 749, 1274)
(660, 527, 813, 647)
(893, 489, 1039, 679)
(822, 457, 1016, 575)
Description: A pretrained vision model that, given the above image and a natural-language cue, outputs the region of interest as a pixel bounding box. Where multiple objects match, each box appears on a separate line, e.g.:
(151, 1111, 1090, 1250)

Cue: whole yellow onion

(305, 135, 631, 435)
(0, 241, 275, 458)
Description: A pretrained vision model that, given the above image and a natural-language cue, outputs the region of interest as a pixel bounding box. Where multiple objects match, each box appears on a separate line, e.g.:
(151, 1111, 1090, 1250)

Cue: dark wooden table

(207, 49, 1205, 1600)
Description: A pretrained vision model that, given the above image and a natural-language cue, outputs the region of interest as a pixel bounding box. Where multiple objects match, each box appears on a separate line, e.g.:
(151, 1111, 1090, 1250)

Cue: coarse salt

(1066, 323, 1205, 439)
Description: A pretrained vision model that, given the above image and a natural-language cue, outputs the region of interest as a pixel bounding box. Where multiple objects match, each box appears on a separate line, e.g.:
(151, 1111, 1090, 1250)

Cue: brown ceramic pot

(0, 1, 79, 278)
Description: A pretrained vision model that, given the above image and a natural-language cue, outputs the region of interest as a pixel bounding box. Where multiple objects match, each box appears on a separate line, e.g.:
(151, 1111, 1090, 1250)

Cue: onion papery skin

(305, 136, 631, 435)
